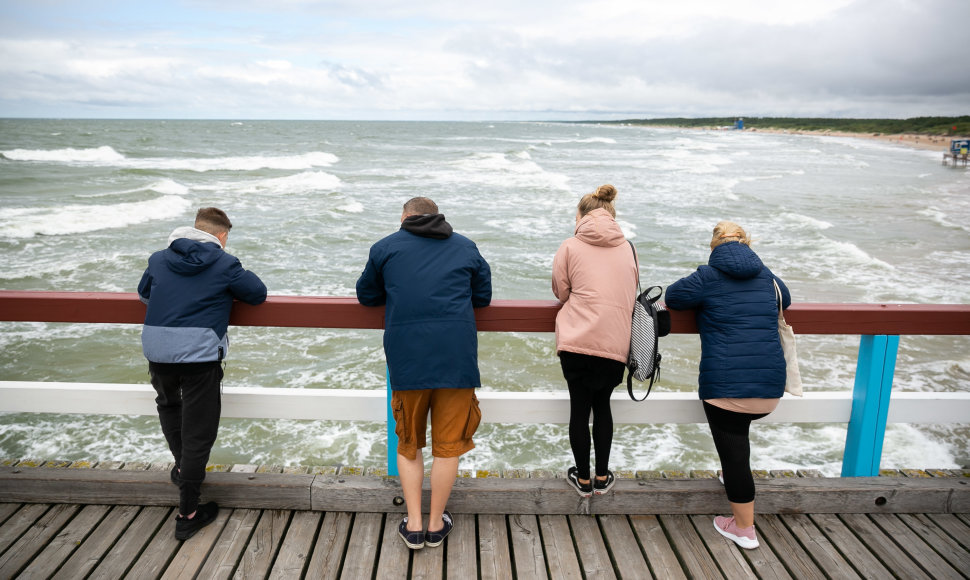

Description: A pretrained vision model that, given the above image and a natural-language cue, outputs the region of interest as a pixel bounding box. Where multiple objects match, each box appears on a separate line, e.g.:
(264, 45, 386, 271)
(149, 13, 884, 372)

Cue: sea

(1, 119, 968, 475)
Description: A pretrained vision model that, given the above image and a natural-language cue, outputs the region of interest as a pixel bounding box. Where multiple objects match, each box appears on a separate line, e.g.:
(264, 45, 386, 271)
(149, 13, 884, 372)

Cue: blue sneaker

(425, 511, 453, 547)
(398, 517, 425, 550)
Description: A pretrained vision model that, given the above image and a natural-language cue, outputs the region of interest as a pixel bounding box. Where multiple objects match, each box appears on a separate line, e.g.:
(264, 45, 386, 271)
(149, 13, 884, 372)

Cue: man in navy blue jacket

(138, 207, 266, 540)
(357, 197, 491, 550)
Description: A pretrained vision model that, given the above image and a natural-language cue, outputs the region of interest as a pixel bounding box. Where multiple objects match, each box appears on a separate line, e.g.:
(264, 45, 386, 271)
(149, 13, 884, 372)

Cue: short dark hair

(194, 207, 233, 235)
(402, 197, 438, 216)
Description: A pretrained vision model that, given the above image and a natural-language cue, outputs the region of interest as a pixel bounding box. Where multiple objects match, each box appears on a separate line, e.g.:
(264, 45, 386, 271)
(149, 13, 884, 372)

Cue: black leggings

(560, 351, 626, 481)
(703, 401, 768, 504)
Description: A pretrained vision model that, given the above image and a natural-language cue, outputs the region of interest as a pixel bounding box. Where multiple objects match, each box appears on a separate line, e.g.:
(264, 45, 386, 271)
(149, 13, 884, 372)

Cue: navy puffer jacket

(356, 214, 492, 391)
(665, 242, 791, 399)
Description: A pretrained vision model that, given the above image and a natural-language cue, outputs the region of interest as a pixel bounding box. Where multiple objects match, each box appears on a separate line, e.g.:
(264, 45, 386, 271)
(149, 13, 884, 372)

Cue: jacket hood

(401, 213, 453, 239)
(708, 241, 764, 279)
(165, 226, 225, 276)
(574, 208, 626, 247)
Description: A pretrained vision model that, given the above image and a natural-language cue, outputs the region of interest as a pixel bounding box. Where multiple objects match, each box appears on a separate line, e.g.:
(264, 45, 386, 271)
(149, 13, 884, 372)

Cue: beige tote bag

(774, 280, 803, 396)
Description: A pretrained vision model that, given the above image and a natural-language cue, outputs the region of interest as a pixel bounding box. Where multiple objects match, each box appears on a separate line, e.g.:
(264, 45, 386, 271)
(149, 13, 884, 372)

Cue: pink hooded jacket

(552, 208, 639, 363)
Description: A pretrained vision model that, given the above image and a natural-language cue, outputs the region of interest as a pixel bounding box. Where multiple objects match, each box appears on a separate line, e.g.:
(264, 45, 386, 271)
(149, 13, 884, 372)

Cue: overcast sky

(1, 0, 967, 121)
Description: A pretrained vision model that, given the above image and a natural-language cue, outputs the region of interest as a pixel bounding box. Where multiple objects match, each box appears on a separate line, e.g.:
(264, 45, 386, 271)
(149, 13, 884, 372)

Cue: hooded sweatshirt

(665, 241, 791, 399)
(138, 226, 267, 364)
(356, 214, 492, 391)
(552, 208, 639, 363)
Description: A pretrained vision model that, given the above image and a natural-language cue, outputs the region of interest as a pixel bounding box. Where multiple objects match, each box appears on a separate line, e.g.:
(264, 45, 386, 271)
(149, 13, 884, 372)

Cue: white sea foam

(1, 145, 125, 163)
(0, 195, 192, 238)
(440, 152, 571, 191)
(783, 212, 834, 230)
(209, 171, 342, 195)
(2, 146, 338, 172)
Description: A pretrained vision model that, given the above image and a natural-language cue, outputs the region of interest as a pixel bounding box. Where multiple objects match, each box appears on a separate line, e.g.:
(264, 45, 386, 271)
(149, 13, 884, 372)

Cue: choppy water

(1, 119, 968, 474)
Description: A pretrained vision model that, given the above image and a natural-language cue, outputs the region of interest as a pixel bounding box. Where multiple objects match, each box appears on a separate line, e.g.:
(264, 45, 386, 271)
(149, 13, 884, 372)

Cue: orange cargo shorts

(390, 388, 482, 460)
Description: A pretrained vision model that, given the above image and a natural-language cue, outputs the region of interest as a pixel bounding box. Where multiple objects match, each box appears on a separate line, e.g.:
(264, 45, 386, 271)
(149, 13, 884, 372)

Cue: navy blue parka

(665, 242, 791, 400)
(356, 214, 492, 391)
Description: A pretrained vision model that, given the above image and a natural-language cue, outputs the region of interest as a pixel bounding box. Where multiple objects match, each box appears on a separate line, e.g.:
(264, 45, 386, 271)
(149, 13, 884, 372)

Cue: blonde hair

(710, 221, 752, 250)
(577, 184, 617, 218)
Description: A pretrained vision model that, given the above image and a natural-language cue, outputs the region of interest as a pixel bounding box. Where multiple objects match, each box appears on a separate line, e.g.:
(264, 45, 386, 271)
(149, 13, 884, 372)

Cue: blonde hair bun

(593, 184, 617, 202)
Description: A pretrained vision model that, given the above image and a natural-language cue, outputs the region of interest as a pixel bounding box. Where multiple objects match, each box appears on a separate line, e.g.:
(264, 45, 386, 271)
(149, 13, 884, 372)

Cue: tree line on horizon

(601, 116, 970, 135)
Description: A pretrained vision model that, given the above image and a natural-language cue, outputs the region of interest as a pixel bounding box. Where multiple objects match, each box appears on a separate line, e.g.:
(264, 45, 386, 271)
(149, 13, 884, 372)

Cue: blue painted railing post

(841, 335, 900, 477)
(386, 367, 398, 476)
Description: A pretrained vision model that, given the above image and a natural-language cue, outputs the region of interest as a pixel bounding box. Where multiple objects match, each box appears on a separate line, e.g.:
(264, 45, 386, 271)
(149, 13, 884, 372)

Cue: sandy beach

(746, 127, 964, 152)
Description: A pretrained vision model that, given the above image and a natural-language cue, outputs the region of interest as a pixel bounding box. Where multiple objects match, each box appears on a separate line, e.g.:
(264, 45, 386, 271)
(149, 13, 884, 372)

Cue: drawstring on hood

(401, 213, 453, 239)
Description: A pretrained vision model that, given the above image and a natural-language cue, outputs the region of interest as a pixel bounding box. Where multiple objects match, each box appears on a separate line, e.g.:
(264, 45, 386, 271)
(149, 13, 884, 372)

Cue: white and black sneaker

(593, 471, 616, 495)
(566, 467, 593, 497)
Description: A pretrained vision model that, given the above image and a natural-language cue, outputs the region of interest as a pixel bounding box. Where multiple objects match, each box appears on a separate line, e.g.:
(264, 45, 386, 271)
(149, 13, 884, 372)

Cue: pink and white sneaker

(713, 516, 759, 549)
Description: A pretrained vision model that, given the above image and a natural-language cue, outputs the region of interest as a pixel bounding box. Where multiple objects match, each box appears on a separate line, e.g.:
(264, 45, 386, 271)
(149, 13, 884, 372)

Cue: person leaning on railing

(356, 196, 492, 552)
(665, 221, 791, 551)
(137, 207, 267, 541)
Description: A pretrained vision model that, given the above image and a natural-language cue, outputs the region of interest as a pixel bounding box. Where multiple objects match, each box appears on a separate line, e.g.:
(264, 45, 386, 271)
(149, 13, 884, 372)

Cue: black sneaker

(593, 471, 616, 495)
(398, 517, 425, 549)
(170, 465, 180, 486)
(425, 511, 453, 547)
(567, 467, 593, 497)
(174, 502, 218, 540)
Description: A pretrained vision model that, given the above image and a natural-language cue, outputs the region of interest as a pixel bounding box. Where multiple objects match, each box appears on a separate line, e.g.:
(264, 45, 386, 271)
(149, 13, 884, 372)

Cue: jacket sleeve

(137, 269, 152, 304)
(229, 260, 268, 305)
(774, 275, 792, 310)
(664, 267, 706, 310)
(355, 248, 387, 307)
(551, 243, 570, 303)
(471, 250, 492, 308)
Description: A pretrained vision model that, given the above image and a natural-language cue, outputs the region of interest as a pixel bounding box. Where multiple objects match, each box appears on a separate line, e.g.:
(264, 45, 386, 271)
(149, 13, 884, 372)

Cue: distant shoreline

(742, 127, 957, 152)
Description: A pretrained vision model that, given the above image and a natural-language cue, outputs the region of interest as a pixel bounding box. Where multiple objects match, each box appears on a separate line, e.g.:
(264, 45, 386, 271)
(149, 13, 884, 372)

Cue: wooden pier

(1, 460, 968, 579)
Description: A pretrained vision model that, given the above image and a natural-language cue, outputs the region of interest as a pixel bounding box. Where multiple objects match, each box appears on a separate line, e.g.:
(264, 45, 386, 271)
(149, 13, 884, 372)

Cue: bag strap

(627, 367, 656, 401)
(628, 240, 642, 295)
(773, 279, 783, 317)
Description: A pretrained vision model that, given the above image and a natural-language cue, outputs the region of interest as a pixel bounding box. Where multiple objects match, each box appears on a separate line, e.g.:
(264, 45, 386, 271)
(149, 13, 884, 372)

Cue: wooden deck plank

(160, 507, 233, 579)
(539, 515, 583, 579)
(374, 511, 412, 580)
(0, 503, 50, 555)
(508, 513, 548, 579)
(0, 503, 20, 526)
(16, 504, 110, 579)
(598, 515, 651, 579)
(196, 508, 262, 580)
(127, 507, 192, 579)
(52, 504, 141, 580)
(756, 515, 826, 580)
(446, 513, 478, 579)
(809, 513, 892, 578)
(780, 514, 860, 579)
(688, 514, 759, 579)
(628, 514, 686, 579)
(340, 512, 383, 580)
(0, 503, 78, 578)
(659, 514, 724, 579)
(87, 506, 171, 580)
(479, 513, 514, 579)
(926, 512, 970, 550)
(898, 513, 970, 574)
(869, 513, 965, 579)
(268, 510, 322, 579)
(569, 515, 617, 579)
(836, 513, 932, 580)
(305, 511, 354, 580)
(232, 509, 292, 579)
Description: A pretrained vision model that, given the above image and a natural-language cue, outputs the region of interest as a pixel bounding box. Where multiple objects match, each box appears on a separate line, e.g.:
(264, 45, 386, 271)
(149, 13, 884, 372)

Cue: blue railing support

(386, 367, 399, 476)
(841, 335, 900, 476)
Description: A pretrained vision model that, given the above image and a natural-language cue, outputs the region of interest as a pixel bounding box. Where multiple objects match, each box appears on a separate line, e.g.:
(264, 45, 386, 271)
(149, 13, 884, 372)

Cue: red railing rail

(1, 291, 969, 335)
